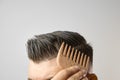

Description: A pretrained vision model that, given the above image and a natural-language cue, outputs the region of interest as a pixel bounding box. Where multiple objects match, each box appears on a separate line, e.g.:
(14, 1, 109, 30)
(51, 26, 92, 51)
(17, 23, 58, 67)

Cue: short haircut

(26, 31, 93, 65)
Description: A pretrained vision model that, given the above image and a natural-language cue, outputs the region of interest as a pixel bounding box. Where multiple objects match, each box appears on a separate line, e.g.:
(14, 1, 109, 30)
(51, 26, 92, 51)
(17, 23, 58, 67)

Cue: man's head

(27, 31, 93, 80)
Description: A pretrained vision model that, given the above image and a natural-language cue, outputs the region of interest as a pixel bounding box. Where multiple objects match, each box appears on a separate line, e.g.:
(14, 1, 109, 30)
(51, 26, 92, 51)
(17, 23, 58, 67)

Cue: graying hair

(26, 31, 93, 64)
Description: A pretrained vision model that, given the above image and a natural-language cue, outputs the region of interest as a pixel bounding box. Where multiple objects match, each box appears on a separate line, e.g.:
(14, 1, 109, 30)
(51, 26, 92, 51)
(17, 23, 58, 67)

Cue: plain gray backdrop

(0, 0, 120, 80)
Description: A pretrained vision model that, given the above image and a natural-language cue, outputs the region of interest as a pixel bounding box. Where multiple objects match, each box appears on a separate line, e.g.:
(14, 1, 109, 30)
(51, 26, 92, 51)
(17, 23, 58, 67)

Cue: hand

(51, 66, 87, 80)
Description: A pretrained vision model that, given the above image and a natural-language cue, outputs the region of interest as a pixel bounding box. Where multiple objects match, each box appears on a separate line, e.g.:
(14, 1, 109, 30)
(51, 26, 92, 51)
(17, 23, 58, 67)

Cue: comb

(57, 42, 90, 71)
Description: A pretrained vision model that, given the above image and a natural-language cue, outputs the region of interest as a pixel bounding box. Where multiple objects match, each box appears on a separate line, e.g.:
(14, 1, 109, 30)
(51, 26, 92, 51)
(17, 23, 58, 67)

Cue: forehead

(28, 58, 61, 80)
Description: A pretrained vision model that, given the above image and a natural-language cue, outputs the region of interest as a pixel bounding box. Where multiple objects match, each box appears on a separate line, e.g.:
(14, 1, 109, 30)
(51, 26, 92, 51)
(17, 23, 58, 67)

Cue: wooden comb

(57, 42, 90, 71)
(57, 42, 98, 80)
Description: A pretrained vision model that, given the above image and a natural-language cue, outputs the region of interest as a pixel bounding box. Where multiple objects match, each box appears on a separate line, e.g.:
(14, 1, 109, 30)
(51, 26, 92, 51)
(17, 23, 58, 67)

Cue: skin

(28, 58, 90, 80)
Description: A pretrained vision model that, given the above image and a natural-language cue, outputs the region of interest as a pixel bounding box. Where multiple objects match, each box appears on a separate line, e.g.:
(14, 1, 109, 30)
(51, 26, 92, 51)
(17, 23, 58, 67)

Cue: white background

(0, 0, 120, 80)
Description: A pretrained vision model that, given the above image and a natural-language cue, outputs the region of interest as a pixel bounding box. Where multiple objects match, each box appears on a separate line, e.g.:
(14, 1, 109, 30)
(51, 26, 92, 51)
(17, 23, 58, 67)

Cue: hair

(26, 31, 93, 65)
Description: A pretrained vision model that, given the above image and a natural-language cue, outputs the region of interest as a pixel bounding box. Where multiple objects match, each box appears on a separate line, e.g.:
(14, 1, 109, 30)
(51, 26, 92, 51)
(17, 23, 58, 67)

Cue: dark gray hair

(26, 31, 93, 65)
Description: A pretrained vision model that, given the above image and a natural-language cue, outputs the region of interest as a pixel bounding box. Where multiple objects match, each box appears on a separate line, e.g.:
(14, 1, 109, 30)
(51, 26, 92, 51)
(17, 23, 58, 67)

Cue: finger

(67, 69, 87, 80)
(51, 66, 80, 80)
(81, 77, 88, 80)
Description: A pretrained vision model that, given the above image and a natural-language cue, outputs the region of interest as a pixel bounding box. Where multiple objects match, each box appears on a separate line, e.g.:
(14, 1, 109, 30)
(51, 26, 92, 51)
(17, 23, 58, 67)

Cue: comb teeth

(57, 42, 90, 71)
